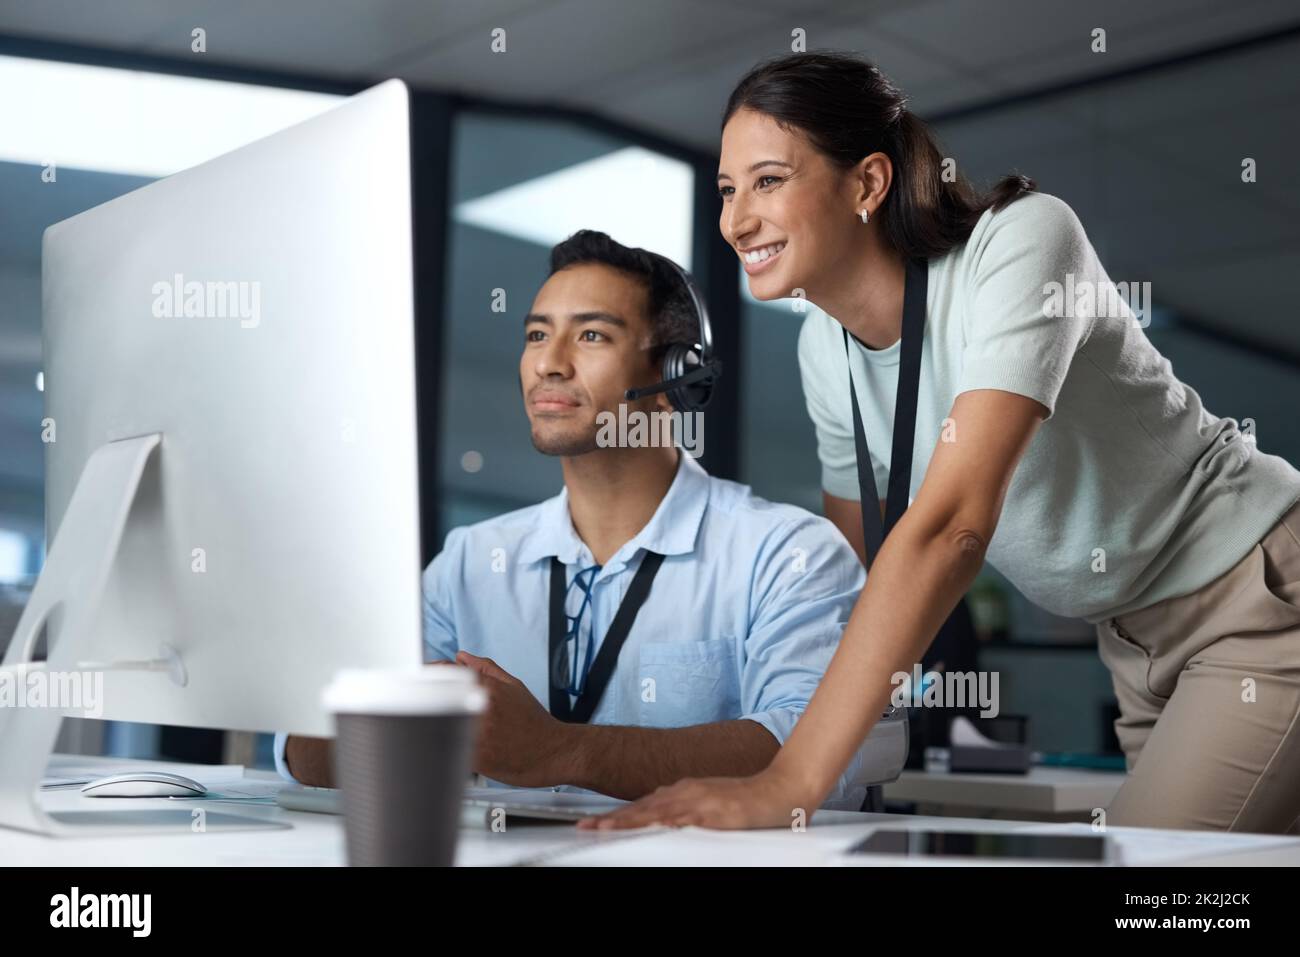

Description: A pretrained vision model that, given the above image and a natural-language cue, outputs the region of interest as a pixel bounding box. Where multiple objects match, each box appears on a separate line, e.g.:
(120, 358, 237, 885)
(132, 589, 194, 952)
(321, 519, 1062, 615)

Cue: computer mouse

(81, 771, 208, 798)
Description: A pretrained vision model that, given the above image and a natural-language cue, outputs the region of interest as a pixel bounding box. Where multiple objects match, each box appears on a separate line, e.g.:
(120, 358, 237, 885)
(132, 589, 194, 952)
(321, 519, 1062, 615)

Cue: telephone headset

(623, 253, 722, 413)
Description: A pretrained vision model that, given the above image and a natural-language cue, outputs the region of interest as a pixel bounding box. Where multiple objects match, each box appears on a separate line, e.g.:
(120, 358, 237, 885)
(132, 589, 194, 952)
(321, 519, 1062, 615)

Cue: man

(277, 230, 890, 809)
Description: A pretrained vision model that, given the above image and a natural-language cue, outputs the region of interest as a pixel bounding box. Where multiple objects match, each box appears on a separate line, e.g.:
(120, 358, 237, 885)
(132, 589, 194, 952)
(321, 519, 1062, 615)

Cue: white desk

(7, 755, 1300, 866)
(885, 767, 1126, 820)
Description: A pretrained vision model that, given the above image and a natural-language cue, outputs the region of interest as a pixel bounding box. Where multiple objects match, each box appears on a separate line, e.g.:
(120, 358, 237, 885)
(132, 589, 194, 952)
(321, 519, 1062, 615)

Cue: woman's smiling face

(717, 108, 864, 303)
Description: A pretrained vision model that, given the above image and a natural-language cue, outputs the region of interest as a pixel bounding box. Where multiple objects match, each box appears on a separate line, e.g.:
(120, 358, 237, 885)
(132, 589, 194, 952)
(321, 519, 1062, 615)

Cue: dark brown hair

(549, 229, 696, 361)
(723, 51, 1035, 260)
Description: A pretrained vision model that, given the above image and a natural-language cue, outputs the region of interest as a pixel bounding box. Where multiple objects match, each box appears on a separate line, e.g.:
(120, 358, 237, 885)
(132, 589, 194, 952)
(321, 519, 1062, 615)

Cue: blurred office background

(1, 1, 1298, 765)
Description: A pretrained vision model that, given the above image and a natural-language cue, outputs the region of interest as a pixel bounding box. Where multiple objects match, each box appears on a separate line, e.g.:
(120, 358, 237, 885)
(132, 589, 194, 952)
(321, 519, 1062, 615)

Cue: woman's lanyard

(547, 551, 665, 723)
(842, 257, 929, 567)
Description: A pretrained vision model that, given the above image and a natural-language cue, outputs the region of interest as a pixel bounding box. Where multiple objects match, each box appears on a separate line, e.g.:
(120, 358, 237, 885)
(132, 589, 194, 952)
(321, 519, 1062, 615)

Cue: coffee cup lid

(322, 666, 486, 715)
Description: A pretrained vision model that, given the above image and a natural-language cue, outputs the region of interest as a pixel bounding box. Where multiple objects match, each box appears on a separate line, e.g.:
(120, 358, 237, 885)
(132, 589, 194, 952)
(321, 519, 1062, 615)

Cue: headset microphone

(624, 255, 721, 413)
(624, 363, 718, 401)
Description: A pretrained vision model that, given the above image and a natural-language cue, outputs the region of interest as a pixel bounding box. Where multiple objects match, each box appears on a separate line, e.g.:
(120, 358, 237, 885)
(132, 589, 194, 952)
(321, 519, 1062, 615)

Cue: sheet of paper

(39, 775, 98, 789)
(949, 716, 1018, 749)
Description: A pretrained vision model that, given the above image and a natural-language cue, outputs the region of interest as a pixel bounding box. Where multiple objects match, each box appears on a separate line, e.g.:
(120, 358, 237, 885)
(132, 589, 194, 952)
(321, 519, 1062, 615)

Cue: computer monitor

(0, 80, 422, 835)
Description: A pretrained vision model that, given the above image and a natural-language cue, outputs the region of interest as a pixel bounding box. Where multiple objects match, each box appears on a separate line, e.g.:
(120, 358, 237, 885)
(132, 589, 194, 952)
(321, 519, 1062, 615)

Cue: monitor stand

(0, 434, 285, 837)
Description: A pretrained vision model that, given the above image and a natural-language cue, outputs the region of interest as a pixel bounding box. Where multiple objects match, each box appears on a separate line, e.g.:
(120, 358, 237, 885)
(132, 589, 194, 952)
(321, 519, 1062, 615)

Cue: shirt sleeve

(272, 732, 297, 784)
(956, 193, 1097, 417)
(736, 512, 881, 809)
(422, 527, 465, 662)
(797, 312, 887, 502)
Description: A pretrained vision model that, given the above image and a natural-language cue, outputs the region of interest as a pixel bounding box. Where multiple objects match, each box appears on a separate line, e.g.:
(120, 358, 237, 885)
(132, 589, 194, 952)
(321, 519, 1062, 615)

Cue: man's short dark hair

(548, 230, 697, 361)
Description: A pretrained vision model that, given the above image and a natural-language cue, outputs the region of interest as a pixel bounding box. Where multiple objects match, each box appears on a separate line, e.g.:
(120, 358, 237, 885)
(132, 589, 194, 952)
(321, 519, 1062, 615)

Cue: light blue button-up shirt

(278, 452, 874, 808)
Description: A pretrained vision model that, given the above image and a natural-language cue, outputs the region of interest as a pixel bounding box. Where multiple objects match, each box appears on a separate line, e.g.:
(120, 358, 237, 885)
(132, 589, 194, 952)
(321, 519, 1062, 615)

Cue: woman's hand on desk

(576, 766, 813, 831)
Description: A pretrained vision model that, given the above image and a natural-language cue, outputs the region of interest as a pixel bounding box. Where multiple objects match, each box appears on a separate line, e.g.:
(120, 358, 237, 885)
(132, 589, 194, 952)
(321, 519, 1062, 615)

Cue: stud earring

(859, 209, 871, 224)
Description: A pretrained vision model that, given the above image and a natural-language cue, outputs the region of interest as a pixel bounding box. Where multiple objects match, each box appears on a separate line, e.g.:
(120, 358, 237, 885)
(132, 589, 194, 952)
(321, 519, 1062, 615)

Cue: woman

(584, 52, 1300, 833)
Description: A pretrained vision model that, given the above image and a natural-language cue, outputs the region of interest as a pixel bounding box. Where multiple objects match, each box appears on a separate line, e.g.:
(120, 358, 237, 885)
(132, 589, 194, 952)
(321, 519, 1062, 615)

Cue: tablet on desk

(847, 828, 1113, 864)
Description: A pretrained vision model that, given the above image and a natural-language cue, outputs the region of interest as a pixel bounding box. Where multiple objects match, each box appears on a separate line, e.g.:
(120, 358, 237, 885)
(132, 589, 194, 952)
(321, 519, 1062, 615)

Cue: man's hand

(451, 653, 781, 800)
(455, 650, 575, 788)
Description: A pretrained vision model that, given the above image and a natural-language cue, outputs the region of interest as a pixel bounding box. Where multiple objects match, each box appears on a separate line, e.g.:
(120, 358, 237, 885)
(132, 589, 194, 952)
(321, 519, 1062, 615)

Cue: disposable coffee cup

(322, 666, 485, 866)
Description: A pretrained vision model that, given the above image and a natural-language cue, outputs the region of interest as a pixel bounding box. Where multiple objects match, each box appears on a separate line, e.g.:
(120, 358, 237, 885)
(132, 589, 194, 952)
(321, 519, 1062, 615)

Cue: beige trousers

(1095, 499, 1300, 833)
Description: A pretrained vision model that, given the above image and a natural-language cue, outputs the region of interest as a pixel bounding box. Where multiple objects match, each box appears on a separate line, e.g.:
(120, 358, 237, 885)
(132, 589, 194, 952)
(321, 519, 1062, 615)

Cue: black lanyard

(547, 551, 665, 723)
(842, 257, 928, 568)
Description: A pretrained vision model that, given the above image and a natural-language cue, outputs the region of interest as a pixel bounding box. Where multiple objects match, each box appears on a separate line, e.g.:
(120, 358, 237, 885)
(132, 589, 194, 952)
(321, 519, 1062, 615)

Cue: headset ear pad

(660, 342, 710, 413)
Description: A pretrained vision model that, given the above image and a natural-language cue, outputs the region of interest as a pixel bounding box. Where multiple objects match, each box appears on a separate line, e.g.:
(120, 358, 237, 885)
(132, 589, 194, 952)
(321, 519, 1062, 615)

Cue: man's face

(521, 263, 668, 456)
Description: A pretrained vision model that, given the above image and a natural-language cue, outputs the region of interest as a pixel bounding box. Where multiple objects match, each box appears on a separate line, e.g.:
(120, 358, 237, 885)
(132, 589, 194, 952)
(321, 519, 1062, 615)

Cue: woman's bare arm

(822, 494, 885, 567)
(773, 388, 1047, 808)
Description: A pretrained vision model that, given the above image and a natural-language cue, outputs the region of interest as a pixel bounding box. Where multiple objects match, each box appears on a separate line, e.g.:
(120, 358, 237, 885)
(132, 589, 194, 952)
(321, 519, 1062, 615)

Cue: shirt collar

(517, 452, 710, 570)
